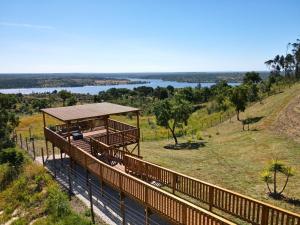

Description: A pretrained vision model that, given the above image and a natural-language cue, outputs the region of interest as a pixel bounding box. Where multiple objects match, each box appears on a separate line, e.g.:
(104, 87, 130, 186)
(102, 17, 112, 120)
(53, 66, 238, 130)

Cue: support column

(52, 143, 56, 178)
(105, 116, 109, 145)
(43, 112, 49, 158)
(136, 111, 140, 156)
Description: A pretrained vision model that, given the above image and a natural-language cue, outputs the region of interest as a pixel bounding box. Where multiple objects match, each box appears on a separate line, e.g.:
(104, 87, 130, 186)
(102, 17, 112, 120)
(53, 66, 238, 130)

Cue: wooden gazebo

(41, 102, 141, 165)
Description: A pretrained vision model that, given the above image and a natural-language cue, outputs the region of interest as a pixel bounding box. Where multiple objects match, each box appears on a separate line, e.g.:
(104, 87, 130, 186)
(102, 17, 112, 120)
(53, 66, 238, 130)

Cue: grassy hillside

(16, 84, 300, 214)
(0, 148, 105, 225)
(141, 84, 300, 213)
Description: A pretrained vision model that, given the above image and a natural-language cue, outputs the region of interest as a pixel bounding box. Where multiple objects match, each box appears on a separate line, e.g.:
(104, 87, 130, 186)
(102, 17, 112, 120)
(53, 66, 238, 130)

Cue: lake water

(0, 78, 239, 95)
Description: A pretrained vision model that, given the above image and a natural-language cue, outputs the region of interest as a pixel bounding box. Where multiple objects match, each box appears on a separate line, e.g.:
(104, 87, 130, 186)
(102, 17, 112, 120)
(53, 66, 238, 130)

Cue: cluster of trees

(0, 94, 19, 150)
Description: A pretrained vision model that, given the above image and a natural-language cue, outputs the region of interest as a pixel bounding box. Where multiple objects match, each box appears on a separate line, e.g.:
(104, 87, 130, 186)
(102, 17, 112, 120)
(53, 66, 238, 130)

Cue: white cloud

(0, 22, 54, 30)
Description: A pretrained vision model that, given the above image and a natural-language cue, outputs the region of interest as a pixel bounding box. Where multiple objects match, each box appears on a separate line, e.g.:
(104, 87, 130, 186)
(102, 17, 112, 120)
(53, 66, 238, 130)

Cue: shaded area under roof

(41, 102, 140, 122)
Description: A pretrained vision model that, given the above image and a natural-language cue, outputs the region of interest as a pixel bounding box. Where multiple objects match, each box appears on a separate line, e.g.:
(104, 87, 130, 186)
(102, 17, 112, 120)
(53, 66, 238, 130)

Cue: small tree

(154, 97, 193, 144)
(229, 86, 248, 121)
(243, 71, 262, 84)
(58, 90, 72, 106)
(261, 159, 295, 198)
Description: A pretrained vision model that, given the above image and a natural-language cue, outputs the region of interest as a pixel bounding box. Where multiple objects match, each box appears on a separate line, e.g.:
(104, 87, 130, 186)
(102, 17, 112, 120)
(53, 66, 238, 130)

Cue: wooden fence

(44, 127, 235, 225)
(95, 129, 139, 146)
(123, 155, 300, 225)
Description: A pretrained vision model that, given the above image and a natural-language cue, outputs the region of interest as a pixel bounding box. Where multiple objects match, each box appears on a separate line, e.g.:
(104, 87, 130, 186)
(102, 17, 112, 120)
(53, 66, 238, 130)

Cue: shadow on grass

(243, 116, 264, 125)
(164, 141, 206, 150)
(268, 193, 300, 207)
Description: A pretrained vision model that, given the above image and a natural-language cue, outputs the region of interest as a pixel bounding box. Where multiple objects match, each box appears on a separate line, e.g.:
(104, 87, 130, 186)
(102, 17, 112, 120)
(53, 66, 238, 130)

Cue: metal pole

(88, 177, 95, 224)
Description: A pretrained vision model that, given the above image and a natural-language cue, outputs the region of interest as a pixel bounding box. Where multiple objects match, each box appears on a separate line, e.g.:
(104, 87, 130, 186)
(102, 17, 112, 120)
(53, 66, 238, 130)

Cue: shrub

(0, 163, 18, 190)
(196, 132, 203, 140)
(0, 148, 24, 167)
(46, 186, 71, 219)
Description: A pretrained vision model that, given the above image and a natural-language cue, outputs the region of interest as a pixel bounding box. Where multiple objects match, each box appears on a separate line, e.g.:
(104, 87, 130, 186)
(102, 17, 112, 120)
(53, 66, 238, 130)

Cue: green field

(17, 84, 300, 214)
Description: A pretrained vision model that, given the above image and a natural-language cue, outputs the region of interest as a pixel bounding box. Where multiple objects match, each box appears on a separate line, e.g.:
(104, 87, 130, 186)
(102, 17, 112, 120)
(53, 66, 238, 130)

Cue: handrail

(124, 155, 300, 225)
(108, 119, 136, 131)
(95, 128, 138, 146)
(90, 137, 141, 164)
(44, 127, 235, 225)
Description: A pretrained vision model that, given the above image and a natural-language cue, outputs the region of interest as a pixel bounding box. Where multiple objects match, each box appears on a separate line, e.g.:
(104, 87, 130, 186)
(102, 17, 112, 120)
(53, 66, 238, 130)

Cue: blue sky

(0, 0, 299, 73)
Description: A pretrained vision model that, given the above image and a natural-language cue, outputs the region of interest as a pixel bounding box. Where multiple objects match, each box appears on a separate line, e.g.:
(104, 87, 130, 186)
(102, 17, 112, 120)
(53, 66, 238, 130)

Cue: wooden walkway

(45, 127, 235, 225)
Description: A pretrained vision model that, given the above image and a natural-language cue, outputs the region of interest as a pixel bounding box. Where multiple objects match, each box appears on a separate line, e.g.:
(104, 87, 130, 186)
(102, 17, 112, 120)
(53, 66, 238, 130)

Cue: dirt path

(271, 93, 300, 142)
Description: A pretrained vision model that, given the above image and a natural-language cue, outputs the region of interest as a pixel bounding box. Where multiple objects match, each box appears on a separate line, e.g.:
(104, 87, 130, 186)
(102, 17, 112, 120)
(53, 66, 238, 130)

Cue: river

(0, 79, 240, 95)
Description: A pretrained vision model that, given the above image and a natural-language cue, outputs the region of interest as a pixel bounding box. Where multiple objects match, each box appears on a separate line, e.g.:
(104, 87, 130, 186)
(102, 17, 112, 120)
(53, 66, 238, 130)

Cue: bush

(0, 148, 24, 167)
(196, 132, 203, 140)
(46, 186, 71, 219)
(0, 163, 18, 190)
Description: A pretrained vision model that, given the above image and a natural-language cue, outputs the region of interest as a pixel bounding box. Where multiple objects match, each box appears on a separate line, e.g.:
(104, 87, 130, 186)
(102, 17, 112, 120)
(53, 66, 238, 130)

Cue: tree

(153, 87, 169, 100)
(153, 97, 193, 144)
(243, 72, 262, 84)
(58, 90, 72, 106)
(0, 94, 19, 150)
(261, 159, 295, 198)
(66, 95, 77, 106)
(229, 86, 247, 121)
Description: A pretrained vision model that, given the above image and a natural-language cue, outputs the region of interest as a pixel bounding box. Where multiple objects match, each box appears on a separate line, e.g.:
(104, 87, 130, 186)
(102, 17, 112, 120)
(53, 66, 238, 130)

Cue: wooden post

(172, 173, 177, 194)
(88, 177, 95, 224)
(29, 127, 32, 139)
(120, 192, 125, 225)
(41, 147, 45, 165)
(136, 111, 140, 156)
(32, 138, 36, 160)
(52, 144, 56, 178)
(43, 112, 49, 158)
(25, 137, 29, 152)
(209, 186, 214, 211)
(261, 205, 269, 225)
(105, 116, 109, 145)
(19, 133, 23, 149)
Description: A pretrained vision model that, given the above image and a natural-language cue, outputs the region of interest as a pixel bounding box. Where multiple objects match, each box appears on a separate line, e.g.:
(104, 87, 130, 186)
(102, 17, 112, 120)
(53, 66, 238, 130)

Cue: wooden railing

(90, 138, 141, 164)
(108, 119, 136, 132)
(44, 127, 235, 225)
(96, 129, 139, 146)
(124, 155, 300, 225)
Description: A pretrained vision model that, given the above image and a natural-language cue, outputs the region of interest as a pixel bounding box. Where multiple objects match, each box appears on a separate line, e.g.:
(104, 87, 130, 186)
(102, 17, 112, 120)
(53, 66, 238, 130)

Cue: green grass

(140, 84, 300, 213)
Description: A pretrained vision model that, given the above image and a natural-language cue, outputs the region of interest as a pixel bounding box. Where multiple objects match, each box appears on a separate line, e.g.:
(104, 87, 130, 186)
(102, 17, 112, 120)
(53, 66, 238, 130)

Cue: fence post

(32, 138, 36, 160)
(19, 133, 23, 149)
(68, 163, 73, 200)
(209, 186, 214, 211)
(120, 192, 125, 225)
(25, 137, 29, 152)
(88, 177, 95, 224)
(145, 207, 151, 225)
(41, 147, 45, 165)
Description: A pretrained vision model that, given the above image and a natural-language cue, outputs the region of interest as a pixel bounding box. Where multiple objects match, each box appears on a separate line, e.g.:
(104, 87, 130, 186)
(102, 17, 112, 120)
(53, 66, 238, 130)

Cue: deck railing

(96, 128, 139, 146)
(90, 137, 141, 164)
(108, 119, 136, 132)
(44, 127, 234, 225)
(124, 155, 300, 225)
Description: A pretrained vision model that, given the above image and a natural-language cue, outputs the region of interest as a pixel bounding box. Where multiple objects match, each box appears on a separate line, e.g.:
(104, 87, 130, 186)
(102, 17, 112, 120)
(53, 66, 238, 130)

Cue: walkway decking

(37, 154, 169, 225)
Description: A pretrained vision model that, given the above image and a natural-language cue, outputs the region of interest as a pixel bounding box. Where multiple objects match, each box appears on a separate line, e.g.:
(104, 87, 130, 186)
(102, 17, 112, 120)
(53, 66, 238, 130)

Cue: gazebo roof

(41, 102, 139, 122)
